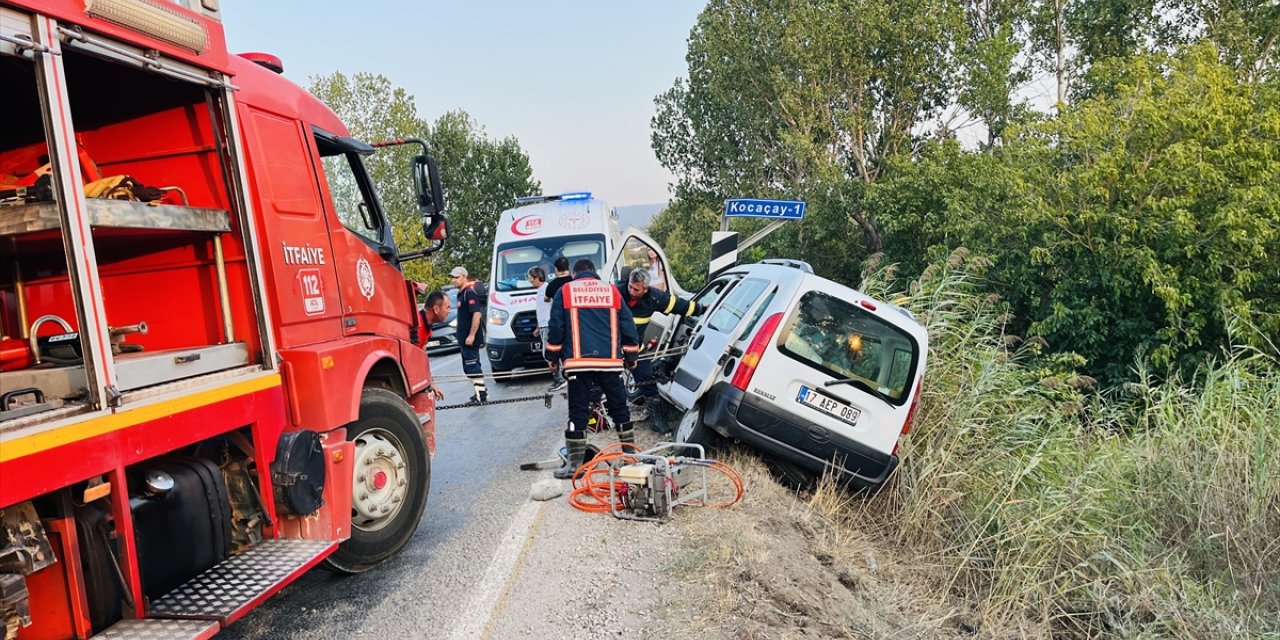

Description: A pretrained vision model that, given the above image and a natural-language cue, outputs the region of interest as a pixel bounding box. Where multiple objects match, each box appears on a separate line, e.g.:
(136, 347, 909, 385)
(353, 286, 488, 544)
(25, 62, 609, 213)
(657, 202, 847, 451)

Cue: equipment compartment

(1, 39, 267, 429)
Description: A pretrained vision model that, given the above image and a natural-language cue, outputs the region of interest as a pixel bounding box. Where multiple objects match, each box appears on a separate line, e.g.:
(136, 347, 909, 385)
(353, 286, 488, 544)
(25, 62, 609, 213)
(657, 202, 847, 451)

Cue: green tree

(424, 111, 539, 283)
(1027, 48, 1280, 379)
(308, 72, 539, 286)
(957, 0, 1037, 145)
(876, 46, 1280, 382)
(652, 0, 967, 260)
(646, 199, 720, 290)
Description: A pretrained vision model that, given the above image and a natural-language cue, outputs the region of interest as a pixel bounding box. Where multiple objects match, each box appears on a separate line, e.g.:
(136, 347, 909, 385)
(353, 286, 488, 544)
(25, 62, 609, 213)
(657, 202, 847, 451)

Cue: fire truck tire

(324, 387, 430, 574)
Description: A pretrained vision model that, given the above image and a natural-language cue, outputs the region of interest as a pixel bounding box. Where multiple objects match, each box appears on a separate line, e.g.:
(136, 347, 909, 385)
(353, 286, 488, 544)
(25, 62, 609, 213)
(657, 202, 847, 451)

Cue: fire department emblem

(356, 258, 375, 300)
(559, 212, 589, 229)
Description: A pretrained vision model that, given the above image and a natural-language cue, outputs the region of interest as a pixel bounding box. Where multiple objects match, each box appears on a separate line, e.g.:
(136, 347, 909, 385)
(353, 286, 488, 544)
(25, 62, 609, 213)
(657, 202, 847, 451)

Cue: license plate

(531, 342, 542, 351)
(797, 386, 860, 426)
(426, 340, 441, 348)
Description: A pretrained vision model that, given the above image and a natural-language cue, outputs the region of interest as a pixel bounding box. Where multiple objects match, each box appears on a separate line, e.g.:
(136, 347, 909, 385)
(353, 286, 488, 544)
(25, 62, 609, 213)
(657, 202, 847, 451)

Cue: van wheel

(765, 457, 818, 491)
(324, 388, 430, 574)
(622, 369, 639, 400)
(674, 405, 717, 447)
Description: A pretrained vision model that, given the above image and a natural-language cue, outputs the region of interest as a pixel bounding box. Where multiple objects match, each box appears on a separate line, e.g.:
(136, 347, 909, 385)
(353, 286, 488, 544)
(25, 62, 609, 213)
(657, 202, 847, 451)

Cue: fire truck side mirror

(423, 215, 449, 242)
(413, 154, 445, 216)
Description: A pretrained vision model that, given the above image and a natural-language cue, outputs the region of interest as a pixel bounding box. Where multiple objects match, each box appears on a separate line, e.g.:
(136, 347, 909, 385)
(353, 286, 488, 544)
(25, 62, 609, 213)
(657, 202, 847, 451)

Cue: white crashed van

(654, 260, 928, 490)
(484, 192, 680, 375)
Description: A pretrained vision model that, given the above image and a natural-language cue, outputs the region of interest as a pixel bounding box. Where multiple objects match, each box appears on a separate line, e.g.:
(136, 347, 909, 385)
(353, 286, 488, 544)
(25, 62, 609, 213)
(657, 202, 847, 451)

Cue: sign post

(712, 198, 806, 276)
(709, 231, 738, 276)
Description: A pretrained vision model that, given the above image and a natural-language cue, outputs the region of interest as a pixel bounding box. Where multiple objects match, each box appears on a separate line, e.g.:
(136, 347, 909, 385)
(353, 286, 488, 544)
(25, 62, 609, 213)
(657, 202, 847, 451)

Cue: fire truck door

(241, 109, 344, 348)
(311, 129, 412, 340)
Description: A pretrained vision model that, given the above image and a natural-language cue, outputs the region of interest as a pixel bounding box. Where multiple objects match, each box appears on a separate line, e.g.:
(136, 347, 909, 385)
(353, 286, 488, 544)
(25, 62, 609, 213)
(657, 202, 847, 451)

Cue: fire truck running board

(148, 539, 336, 625)
(90, 618, 219, 640)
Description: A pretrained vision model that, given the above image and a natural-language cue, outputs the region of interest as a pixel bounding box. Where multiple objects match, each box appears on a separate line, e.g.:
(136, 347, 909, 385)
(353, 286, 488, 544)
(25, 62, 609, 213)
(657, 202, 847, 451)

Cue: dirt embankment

(489, 430, 1023, 639)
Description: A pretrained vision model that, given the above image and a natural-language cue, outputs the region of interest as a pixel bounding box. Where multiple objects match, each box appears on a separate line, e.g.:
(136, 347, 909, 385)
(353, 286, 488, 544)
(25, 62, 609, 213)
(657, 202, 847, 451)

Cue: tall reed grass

(859, 249, 1280, 638)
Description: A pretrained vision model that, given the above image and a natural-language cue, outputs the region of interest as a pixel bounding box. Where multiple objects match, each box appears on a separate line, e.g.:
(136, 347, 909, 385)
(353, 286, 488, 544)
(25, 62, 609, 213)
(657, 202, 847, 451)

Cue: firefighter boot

(553, 429, 587, 480)
(615, 422, 636, 449)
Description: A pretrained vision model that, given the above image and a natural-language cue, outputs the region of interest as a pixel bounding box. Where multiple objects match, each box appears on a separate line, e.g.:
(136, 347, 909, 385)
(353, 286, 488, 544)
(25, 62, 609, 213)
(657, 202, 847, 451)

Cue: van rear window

(778, 292, 919, 405)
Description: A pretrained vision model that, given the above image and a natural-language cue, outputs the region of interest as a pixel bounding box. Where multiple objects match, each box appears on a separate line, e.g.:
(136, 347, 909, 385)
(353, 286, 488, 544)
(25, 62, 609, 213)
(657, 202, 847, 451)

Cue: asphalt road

(221, 354, 566, 639)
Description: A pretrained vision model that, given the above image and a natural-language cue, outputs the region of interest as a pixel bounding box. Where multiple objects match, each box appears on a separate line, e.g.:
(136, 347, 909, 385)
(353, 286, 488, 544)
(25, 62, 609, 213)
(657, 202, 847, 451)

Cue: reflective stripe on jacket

(547, 271, 639, 371)
(617, 285, 698, 326)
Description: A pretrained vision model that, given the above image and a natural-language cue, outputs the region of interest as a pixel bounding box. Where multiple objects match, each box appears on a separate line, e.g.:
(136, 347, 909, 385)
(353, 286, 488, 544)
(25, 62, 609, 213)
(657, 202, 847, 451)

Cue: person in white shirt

(646, 248, 667, 290)
(528, 266, 566, 391)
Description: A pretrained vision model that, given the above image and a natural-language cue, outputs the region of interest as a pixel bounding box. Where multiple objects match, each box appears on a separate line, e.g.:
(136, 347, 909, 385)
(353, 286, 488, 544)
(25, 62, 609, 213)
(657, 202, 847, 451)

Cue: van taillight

(730, 312, 784, 391)
(892, 383, 923, 456)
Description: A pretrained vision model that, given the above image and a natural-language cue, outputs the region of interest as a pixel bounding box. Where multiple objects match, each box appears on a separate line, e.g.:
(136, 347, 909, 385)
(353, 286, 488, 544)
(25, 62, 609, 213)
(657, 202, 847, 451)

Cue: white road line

(448, 498, 547, 640)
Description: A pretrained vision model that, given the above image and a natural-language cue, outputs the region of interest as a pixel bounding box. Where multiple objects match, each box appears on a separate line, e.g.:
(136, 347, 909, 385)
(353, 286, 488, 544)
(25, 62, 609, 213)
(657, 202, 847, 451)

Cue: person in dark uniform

(546, 258, 639, 479)
(617, 268, 702, 427)
(451, 266, 488, 404)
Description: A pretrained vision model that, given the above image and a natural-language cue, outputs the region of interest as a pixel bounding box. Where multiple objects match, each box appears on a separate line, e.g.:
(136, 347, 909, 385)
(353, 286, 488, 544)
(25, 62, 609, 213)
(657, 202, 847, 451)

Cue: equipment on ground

(566, 442, 744, 522)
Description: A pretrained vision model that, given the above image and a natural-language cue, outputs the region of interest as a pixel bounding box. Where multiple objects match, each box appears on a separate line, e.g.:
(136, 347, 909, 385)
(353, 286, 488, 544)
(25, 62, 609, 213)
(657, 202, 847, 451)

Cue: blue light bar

(514, 192, 593, 206)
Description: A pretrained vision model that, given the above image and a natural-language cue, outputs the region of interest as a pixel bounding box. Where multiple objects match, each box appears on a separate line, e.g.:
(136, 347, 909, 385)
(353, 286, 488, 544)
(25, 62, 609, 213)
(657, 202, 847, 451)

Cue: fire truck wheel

(325, 388, 430, 574)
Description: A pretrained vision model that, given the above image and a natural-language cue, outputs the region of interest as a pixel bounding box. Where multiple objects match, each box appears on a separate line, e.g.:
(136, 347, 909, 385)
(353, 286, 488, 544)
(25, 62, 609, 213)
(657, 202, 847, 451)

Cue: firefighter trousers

(566, 370, 630, 432)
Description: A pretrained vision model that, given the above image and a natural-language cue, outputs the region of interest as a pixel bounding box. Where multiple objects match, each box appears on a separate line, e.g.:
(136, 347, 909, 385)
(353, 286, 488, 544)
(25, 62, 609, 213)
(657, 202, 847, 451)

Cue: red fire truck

(0, 1, 449, 637)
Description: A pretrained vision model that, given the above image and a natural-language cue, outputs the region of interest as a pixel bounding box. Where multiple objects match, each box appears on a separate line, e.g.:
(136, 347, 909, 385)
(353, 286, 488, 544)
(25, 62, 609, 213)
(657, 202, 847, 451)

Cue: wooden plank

(0, 199, 230, 236)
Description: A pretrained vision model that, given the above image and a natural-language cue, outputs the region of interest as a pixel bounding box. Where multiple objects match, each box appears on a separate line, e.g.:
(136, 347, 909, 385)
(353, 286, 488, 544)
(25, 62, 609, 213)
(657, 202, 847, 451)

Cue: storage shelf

(0, 199, 230, 237)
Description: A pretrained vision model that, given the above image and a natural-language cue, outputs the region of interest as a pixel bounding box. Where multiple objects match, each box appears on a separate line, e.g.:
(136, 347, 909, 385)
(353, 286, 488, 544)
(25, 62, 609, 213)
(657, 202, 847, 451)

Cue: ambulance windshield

(494, 235, 606, 292)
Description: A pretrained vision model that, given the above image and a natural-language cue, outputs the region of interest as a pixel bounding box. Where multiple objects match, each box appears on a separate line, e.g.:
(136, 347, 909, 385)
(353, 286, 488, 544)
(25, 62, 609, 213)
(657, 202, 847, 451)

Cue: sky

(221, 2, 706, 208)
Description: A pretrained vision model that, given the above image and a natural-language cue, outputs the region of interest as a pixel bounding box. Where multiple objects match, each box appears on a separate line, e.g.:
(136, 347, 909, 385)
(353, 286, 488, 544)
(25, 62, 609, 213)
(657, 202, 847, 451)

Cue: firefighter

(617, 268, 703, 427)
(450, 266, 489, 404)
(546, 258, 640, 479)
(418, 290, 451, 402)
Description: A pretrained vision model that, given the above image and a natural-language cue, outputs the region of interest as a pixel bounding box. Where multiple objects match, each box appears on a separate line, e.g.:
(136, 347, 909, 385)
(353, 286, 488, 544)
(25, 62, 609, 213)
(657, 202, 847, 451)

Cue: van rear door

(663, 276, 775, 411)
(766, 285, 925, 455)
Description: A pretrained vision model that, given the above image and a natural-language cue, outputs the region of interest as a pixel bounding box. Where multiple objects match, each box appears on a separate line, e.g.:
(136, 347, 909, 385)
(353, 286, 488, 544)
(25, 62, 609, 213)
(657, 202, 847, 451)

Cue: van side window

(737, 289, 777, 339)
(315, 136, 380, 245)
(707, 278, 770, 333)
(695, 277, 734, 312)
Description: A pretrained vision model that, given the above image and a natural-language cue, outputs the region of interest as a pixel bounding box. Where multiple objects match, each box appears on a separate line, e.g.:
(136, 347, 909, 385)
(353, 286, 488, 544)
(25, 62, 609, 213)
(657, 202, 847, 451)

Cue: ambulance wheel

(325, 387, 430, 574)
(674, 404, 717, 447)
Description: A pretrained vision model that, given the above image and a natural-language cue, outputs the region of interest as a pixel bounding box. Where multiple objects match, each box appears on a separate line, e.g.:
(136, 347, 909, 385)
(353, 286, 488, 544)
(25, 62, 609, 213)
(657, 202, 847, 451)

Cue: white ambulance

(484, 192, 680, 376)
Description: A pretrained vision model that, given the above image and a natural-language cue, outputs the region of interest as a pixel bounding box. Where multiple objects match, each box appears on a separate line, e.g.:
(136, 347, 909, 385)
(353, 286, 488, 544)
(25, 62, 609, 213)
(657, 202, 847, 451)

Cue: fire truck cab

(0, 1, 447, 637)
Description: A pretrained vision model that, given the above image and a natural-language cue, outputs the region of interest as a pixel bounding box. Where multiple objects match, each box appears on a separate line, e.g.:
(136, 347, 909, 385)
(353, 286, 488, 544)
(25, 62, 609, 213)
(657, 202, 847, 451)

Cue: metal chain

(427, 345, 687, 384)
(435, 392, 564, 411)
(433, 361, 675, 412)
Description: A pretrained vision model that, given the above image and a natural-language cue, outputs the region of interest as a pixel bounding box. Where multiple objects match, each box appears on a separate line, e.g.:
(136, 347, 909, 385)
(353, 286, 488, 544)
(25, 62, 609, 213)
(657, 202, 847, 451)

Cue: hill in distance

(615, 203, 665, 230)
